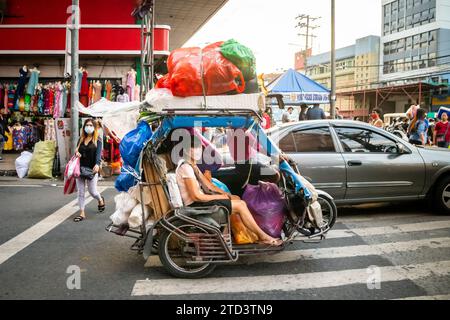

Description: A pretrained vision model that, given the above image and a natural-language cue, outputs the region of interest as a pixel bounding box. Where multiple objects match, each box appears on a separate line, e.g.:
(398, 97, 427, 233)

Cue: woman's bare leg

(231, 200, 281, 244)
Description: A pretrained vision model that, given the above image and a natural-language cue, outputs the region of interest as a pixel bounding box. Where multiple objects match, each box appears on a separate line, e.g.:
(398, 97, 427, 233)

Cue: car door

(332, 125, 426, 201)
(277, 125, 347, 200)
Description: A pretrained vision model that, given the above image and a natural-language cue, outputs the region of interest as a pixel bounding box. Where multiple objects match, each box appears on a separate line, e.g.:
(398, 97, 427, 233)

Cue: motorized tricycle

(106, 96, 337, 279)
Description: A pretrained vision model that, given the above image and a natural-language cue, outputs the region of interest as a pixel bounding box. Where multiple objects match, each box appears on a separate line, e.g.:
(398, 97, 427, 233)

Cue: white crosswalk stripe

(145, 237, 450, 268)
(301, 220, 450, 240)
(132, 260, 450, 296)
(394, 294, 450, 300)
(135, 217, 450, 299)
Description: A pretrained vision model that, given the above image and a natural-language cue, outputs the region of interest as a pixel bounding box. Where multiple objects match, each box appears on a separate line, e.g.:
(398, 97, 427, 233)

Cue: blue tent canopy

(268, 69, 330, 105)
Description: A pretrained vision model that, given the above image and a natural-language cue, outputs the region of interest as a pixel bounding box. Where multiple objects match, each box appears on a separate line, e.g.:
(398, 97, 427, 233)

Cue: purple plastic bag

(242, 182, 286, 238)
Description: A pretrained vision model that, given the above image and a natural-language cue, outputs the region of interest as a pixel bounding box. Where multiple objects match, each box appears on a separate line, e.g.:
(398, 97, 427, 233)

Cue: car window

(335, 127, 398, 153)
(278, 132, 296, 152)
(279, 127, 335, 153)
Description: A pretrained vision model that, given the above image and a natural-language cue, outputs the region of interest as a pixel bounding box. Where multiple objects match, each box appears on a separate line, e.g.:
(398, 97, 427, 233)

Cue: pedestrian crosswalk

(133, 215, 450, 300)
(132, 260, 450, 296)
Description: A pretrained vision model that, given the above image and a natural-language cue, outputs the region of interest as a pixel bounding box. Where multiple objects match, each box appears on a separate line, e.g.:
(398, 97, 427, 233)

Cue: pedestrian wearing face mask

(369, 108, 384, 128)
(73, 119, 105, 222)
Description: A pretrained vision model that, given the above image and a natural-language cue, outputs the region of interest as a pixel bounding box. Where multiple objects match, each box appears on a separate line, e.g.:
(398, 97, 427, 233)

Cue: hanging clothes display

(93, 81, 102, 103)
(80, 70, 89, 95)
(106, 81, 113, 101)
(43, 88, 51, 115)
(3, 84, 8, 111)
(79, 69, 89, 107)
(18, 97, 25, 112)
(0, 84, 4, 108)
(77, 69, 83, 94)
(12, 123, 26, 151)
(53, 83, 63, 119)
(4, 131, 13, 151)
(88, 81, 94, 105)
(61, 83, 69, 116)
(7, 85, 16, 111)
(14, 67, 29, 106)
(48, 87, 55, 116)
(133, 85, 140, 102)
(127, 69, 136, 101)
(26, 68, 40, 96)
(31, 94, 39, 114)
(24, 95, 31, 112)
(37, 87, 44, 114)
(44, 119, 56, 141)
(66, 87, 71, 115)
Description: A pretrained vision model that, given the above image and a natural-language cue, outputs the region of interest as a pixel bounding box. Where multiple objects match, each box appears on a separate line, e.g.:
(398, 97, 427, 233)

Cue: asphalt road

(1, 181, 450, 300)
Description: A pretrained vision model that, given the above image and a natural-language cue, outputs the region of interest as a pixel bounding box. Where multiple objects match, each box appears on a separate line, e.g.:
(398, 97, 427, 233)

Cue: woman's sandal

(98, 196, 106, 213)
(73, 216, 85, 222)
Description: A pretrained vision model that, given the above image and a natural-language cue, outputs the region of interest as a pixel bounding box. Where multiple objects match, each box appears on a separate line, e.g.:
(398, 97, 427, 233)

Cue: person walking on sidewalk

(433, 112, 449, 148)
(73, 119, 105, 222)
(369, 108, 384, 128)
(408, 108, 428, 146)
(307, 104, 326, 120)
(0, 109, 10, 161)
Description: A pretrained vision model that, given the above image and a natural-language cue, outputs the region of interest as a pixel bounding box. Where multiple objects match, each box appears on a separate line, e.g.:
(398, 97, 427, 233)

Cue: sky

(185, 0, 382, 74)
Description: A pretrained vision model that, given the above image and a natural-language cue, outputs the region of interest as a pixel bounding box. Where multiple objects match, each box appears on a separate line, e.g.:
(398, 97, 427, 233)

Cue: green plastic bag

(28, 141, 56, 179)
(220, 39, 257, 81)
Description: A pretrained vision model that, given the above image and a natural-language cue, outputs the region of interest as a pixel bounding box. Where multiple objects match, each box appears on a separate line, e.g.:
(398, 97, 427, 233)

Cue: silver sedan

(267, 120, 450, 214)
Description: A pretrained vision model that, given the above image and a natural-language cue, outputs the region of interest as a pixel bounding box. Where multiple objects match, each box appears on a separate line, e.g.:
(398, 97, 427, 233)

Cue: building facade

(0, 0, 228, 80)
(305, 35, 380, 118)
(380, 0, 450, 111)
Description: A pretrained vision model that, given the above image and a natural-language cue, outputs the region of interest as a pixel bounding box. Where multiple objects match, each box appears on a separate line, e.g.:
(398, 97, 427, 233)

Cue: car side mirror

(397, 143, 410, 155)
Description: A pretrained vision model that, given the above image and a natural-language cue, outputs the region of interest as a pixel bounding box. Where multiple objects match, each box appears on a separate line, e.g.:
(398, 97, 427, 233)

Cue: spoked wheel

(158, 220, 216, 279)
(317, 194, 338, 230)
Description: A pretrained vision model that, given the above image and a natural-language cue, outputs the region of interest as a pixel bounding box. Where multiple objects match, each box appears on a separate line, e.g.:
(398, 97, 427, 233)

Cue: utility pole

(139, 0, 155, 101)
(330, 0, 337, 119)
(295, 14, 320, 74)
(70, 0, 80, 154)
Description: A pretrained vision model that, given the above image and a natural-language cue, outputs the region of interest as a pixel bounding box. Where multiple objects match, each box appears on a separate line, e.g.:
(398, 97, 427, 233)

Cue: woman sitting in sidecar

(176, 135, 283, 246)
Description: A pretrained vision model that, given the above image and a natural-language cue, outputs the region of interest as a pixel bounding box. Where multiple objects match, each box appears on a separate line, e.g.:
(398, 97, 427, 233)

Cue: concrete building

(380, 0, 450, 112)
(305, 35, 380, 119)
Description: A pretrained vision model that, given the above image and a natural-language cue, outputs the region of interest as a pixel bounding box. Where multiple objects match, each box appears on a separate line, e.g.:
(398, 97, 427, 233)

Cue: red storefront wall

(0, 0, 170, 54)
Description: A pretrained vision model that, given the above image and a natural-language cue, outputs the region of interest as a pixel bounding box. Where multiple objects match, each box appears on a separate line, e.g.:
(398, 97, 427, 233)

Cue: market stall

(266, 69, 330, 122)
(0, 65, 142, 178)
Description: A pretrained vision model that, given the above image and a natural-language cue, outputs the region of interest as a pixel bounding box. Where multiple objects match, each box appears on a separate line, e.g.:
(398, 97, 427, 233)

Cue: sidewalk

(0, 153, 17, 176)
(0, 153, 118, 186)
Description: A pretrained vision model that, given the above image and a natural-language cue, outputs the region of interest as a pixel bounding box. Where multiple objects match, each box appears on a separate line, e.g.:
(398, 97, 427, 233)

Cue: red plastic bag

(65, 155, 80, 179)
(155, 74, 170, 89)
(242, 182, 287, 238)
(157, 42, 245, 97)
(64, 175, 77, 195)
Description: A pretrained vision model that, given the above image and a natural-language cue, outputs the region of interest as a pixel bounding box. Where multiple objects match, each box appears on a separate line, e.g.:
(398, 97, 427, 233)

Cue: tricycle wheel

(158, 220, 216, 279)
(318, 194, 337, 229)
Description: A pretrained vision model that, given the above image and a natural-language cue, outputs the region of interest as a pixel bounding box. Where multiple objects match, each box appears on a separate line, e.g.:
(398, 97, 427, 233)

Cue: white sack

(15, 151, 33, 179)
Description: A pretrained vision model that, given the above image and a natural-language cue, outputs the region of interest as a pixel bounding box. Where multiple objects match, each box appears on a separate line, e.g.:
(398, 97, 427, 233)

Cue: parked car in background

(267, 120, 450, 214)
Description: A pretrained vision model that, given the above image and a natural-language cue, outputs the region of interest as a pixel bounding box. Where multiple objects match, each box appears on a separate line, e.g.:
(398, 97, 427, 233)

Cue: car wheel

(434, 176, 450, 215)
